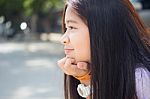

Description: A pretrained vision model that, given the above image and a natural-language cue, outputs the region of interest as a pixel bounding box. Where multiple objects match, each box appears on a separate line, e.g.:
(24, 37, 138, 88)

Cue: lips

(64, 49, 74, 54)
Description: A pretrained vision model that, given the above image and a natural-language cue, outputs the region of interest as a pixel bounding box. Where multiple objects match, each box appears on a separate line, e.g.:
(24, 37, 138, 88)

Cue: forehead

(65, 6, 81, 24)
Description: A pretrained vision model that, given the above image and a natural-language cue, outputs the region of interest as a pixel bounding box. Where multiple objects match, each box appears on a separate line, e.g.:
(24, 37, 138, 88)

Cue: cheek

(71, 36, 91, 62)
(75, 49, 91, 62)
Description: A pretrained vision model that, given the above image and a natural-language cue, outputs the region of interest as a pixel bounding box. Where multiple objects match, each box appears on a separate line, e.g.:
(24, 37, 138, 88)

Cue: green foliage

(23, 0, 64, 16)
(0, 0, 64, 16)
(0, 0, 24, 16)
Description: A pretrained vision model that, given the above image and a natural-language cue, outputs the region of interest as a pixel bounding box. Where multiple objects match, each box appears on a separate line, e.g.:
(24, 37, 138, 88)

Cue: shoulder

(135, 67, 150, 99)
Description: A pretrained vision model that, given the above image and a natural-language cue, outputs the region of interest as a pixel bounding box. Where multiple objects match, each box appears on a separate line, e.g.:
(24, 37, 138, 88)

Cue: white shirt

(135, 67, 150, 99)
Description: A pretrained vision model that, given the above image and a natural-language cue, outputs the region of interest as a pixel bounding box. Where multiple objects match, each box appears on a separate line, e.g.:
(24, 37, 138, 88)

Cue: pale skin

(57, 6, 91, 99)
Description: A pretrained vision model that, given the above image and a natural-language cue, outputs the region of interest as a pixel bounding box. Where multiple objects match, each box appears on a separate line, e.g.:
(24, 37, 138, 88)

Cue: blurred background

(0, 0, 149, 99)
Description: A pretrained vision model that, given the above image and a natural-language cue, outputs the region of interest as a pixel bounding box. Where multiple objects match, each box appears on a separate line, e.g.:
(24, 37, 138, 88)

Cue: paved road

(0, 41, 64, 99)
(0, 9, 149, 99)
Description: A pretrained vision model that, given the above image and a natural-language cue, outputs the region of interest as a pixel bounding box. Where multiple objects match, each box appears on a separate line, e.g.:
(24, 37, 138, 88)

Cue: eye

(66, 26, 77, 30)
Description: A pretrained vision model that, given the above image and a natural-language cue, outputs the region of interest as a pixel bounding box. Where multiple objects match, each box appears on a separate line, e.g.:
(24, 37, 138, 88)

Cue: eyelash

(66, 26, 76, 30)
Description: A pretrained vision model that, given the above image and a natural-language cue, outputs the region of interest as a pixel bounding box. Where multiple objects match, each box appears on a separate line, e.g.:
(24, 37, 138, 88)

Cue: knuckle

(57, 60, 62, 67)
(57, 60, 61, 65)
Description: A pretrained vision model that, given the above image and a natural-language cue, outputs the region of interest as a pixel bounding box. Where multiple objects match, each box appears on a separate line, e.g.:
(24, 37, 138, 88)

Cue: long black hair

(62, 0, 150, 99)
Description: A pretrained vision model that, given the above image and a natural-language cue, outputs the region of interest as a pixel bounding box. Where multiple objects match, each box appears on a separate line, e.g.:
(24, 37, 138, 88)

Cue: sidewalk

(0, 41, 64, 99)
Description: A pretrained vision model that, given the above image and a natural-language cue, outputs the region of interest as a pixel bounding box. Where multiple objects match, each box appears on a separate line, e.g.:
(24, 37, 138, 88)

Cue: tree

(23, 0, 64, 33)
(23, 0, 64, 16)
(0, 0, 24, 18)
(0, 0, 64, 34)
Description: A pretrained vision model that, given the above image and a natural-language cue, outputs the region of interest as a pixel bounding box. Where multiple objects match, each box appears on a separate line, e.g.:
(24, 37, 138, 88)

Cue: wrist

(80, 80, 90, 86)
(74, 71, 91, 98)
(74, 71, 91, 81)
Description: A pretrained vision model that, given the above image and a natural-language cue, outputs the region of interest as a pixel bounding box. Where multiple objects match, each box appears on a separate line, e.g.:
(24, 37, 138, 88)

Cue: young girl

(57, 0, 150, 99)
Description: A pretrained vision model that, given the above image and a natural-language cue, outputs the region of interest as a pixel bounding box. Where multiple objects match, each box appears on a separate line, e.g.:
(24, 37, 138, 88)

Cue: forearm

(86, 95, 91, 99)
(80, 80, 90, 86)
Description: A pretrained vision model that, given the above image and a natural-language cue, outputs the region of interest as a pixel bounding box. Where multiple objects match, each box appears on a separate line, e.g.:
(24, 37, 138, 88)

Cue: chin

(76, 57, 90, 63)
(66, 54, 74, 58)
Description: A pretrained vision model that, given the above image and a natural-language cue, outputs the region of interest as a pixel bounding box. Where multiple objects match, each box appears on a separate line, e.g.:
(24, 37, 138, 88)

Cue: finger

(63, 59, 85, 76)
(64, 58, 76, 68)
(62, 58, 76, 75)
(70, 58, 76, 64)
(77, 62, 89, 70)
(57, 57, 67, 67)
(70, 63, 89, 77)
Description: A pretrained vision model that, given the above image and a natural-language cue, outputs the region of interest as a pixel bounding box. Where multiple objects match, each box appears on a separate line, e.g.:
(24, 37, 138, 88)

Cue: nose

(60, 33, 70, 45)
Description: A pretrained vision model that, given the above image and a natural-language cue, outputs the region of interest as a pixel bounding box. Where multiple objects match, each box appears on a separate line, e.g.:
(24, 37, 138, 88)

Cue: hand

(57, 57, 90, 77)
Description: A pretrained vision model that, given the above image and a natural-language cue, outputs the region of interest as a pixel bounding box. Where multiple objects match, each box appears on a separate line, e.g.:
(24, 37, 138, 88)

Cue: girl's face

(61, 6, 91, 63)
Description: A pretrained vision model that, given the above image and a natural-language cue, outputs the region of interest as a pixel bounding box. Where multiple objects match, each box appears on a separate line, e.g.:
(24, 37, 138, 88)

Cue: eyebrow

(65, 20, 78, 24)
